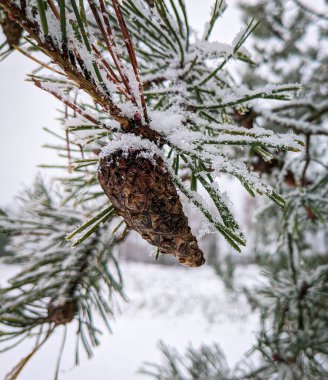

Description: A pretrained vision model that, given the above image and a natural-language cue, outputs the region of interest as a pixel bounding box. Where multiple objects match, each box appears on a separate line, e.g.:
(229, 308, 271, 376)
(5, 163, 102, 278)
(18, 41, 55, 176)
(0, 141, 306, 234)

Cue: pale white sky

(0, 0, 242, 206)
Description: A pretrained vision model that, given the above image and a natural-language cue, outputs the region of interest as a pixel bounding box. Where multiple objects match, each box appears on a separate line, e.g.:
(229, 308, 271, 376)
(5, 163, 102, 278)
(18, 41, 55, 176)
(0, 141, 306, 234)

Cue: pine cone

(98, 149, 205, 267)
(1, 14, 22, 49)
(47, 300, 77, 325)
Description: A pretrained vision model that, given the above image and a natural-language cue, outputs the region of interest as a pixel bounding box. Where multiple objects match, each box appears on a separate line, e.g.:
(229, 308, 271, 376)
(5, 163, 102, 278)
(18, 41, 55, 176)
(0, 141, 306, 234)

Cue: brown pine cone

(98, 149, 205, 267)
(47, 299, 77, 325)
(1, 14, 22, 49)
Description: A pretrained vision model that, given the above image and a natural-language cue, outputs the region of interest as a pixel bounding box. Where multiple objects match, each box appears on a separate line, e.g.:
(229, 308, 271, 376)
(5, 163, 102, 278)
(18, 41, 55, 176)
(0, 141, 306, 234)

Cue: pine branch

(0, 1, 303, 257)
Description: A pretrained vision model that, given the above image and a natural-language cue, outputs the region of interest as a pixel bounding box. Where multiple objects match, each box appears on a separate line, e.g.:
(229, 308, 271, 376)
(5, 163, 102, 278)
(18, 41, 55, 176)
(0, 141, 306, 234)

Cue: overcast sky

(0, 1, 242, 206)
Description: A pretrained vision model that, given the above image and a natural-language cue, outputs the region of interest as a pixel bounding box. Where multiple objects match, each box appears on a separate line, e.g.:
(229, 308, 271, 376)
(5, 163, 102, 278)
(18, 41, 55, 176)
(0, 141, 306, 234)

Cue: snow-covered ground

(0, 262, 260, 380)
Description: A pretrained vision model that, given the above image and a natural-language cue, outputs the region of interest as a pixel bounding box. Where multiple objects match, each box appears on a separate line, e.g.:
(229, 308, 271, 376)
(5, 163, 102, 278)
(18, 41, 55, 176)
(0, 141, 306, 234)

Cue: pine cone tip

(176, 241, 206, 267)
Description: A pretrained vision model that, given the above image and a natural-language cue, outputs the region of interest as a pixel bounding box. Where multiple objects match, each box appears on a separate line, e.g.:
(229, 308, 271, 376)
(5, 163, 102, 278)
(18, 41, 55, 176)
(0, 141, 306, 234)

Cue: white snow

(100, 133, 162, 162)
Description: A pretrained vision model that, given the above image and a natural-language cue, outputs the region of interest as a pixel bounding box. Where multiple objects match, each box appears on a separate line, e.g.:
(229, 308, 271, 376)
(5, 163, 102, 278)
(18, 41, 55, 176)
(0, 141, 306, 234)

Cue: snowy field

(0, 262, 260, 380)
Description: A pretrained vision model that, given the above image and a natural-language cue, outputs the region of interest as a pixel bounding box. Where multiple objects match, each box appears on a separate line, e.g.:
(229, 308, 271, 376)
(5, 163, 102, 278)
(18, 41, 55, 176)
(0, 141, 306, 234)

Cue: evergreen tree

(0, 0, 304, 378)
(141, 1, 328, 379)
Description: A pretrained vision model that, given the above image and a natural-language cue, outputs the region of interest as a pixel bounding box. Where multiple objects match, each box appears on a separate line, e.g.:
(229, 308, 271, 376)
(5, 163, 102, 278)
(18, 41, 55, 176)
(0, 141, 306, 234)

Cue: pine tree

(141, 1, 328, 379)
(0, 0, 304, 378)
